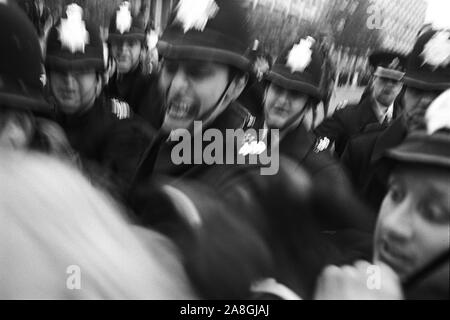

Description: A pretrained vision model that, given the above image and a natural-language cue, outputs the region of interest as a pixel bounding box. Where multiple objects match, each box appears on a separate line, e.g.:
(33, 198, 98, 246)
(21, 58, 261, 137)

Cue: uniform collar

(372, 98, 394, 124)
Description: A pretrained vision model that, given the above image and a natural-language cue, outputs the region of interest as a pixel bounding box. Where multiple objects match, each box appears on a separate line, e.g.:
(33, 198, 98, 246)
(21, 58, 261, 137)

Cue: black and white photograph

(0, 0, 449, 304)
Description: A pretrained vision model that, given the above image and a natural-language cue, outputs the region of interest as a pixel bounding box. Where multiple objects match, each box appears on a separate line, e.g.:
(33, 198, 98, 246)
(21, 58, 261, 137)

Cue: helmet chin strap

(196, 75, 238, 130)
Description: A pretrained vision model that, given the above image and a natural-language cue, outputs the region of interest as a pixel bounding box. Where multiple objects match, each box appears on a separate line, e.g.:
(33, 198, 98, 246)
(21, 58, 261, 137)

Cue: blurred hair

(0, 151, 195, 299)
(203, 157, 374, 299)
(1, 106, 80, 163)
(132, 177, 273, 300)
(132, 156, 373, 299)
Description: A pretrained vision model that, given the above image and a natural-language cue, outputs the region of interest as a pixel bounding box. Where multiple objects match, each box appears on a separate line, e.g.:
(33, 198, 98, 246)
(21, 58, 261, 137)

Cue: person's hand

(314, 260, 404, 300)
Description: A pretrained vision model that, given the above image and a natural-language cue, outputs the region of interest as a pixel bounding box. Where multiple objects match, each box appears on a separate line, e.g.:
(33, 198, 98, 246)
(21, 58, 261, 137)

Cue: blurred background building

(376, 0, 427, 54)
(34, 0, 429, 88)
(244, 0, 428, 87)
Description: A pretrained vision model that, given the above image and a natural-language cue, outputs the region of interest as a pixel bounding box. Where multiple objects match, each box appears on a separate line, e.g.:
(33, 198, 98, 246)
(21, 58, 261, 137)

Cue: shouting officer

(132, 0, 257, 183)
(45, 3, 152, 195)
(314, 51, 407, 157)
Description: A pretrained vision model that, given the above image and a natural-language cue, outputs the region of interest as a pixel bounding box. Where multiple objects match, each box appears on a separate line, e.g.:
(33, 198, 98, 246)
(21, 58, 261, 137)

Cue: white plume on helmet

(425, 89, 450, 135)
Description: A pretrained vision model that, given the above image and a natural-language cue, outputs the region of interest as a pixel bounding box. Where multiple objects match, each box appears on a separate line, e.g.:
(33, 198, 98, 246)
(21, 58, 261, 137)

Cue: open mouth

(166, 101, 198, 120)
(379, 241, 413, 275)
(271, 106, 290, 117)
(60, 90, 76, 99)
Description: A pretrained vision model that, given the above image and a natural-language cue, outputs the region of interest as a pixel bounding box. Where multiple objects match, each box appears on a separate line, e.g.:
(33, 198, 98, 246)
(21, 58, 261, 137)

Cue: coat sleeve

(314, 109, 348, 145)
(101, 118, 154, 191)
(340, 137, 360, 188)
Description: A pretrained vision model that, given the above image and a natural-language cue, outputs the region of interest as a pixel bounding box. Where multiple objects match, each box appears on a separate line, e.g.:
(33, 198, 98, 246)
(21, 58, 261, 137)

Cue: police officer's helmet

(45, 3, 105, 73)
(265, 37, 324, 101)
(0, 0, 50, 113)
(157, 0, 251, 73)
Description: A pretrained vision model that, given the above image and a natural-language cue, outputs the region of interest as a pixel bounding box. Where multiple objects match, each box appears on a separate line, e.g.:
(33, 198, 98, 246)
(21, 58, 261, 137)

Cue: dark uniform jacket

(55, 94, 153, 194)
(133, 101, 256, 183)
(280, 123, 351, 190)
(314, 96, 401, 157)
(340, 122, 388, 192)
(132, 73, 166, 131)
(106, 65, 152, 115)
(340, 117, 408, 213)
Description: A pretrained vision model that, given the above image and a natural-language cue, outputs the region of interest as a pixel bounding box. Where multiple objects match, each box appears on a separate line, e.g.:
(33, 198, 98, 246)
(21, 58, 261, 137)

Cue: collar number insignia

(313, 137, 330, 153)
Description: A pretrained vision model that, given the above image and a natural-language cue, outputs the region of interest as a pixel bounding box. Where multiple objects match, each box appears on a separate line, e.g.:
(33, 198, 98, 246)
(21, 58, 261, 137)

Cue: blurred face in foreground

(158, 59, 246, 132)
(0, 109, 33, 149)
(374, 164, 450, 280)
(264, 83, 309, 130)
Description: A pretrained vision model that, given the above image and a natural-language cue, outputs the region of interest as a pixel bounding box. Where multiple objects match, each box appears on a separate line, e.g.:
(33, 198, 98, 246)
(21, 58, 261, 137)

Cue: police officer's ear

(95, 73, 104, 96)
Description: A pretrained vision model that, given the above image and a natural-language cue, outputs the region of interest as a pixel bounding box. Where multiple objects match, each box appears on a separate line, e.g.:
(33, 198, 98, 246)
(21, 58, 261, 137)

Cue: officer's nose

(276, 90, 289, 106)
(382, 195, 414, 242)
(61, 72, 77, 88)
(120, 42, 130, 53)
(169, 68, 190, 95)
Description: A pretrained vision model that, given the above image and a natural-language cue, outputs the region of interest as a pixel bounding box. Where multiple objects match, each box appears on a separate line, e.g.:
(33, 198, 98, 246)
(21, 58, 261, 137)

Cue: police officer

(341, 30, 450, 213)
(45, 3, 152, 194)
(314, 50, 407, 157)
(106, 1, 153, 115)
(132, 0, 256, 182)
(261, 37, 350, 190)
(0, 0, 75, 159)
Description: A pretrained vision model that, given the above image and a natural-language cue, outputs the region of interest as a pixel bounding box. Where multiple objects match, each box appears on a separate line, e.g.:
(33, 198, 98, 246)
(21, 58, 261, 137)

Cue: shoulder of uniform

(110, 98, 131, 120)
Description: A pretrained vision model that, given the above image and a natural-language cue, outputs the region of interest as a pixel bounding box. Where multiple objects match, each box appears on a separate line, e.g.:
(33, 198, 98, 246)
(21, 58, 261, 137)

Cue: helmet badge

(286, 36, 316, 73)
(174, 0, 219, 33)
(58, 4, 89, 54)
(116, 1, 132, 34)
(420, 31, 450, 70)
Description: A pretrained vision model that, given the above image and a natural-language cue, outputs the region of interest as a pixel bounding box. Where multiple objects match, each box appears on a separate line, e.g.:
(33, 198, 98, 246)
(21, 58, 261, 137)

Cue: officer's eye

(185, 63, 213, 79)
(270, 84, 282, 94)
(289, 90, 307, 101)
(164, 60, 179, 74)
(112, 40, 125, 48)
(419, 198, 450, 225)
(388, 179, 405, 204)
(126, 40, 141, 47)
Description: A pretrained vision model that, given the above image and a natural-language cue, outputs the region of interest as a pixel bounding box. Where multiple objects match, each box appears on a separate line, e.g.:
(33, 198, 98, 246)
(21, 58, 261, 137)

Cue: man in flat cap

(314, 50, 407, 157)
(341, 30, 450, 213)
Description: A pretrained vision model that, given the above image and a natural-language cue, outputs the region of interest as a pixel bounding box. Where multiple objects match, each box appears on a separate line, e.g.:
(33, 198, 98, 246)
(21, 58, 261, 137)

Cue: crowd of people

(0, 0, 448, 299)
